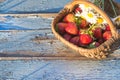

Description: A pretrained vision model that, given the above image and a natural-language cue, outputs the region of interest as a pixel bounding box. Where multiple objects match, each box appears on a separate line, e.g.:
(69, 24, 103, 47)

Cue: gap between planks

(0, 13, 58, 18)
(0, 57, 90, 61)
(0, 55, 119, 61)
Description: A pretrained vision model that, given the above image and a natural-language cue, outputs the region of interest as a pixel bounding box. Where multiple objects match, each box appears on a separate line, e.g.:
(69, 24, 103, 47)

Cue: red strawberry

(93, 27, 102, 39)
(63, 13, 75, 23)
(79, 19, 88, 29)
(98, 39, 104, 44)
(56, 22, 68, 34)
(88, 42, 100, 48)
(70, 36, 79, 46)
(65, 22, 78, 35)
(95, 42, 100, 47)
(79, 42, 88, 47)
(74, 7, 82, 13)
(79, 34, 93, 45)
(103, 31, 112, 41)
(105, 24, 111, 31)
(63, 33, 72, 41)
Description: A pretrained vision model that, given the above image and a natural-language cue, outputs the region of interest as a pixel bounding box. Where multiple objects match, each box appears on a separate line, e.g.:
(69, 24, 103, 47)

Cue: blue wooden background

(0, 0, 72, 13)
(0, 0, 71, 30)
(0, 0, 120, 80)
(1, 60, 120, 80)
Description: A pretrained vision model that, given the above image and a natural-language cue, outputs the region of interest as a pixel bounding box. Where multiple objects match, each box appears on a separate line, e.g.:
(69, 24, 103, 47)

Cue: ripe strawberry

(93, 27, 103, 39)
(56, 22, 68, 34)
(70, 36, 79, 46)
(74, 7, 82, 13)
(95, 42, 100, 47)
(63, 33, 72, 41)
(105, 24, 111, 31)
(103, 31, 112, 41)
(88, 42, 100, 48)
(63, 13, 75, 23)
(98, 39, 104, 44)
(79, 34, 93, 45)
(79, 42, 88, 47)
(65, 22, 78, 35)
(79, 19, 88, 29)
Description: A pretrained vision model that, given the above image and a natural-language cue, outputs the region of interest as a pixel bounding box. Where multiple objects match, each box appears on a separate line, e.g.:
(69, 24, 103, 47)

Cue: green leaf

(75, 17, 81, 25)
(87, 42, 96, 49)
(55, 25, 59, 33)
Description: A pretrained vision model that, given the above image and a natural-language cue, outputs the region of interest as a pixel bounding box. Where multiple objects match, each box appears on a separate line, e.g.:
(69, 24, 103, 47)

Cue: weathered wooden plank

(0, 13, 120, 30)
(0, 16, 53, 30)
(0, 0, 72, 13)
(0, 30, 83, 57)
(0, 29, 120, 60)
(0, 59, 120, 80)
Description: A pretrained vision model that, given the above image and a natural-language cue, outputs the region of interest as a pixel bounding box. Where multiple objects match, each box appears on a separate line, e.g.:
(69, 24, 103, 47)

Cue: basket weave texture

(51, 0, 120, 59)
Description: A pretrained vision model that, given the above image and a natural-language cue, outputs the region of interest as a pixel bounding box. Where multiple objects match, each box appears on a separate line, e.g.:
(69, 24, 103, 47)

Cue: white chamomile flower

(79, 4, 93, 12)
(97, 16, 107, 24)
(83, 11, 97, 24)
(79, 4, 85, 11)
(75, 13, 81, 17)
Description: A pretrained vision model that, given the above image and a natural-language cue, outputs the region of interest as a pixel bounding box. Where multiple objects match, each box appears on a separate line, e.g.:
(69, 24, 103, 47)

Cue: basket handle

(64, 0, 91, 12)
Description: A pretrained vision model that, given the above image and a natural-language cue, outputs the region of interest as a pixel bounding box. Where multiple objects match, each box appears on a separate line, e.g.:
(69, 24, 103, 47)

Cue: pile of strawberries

(55, 6, 112, 49)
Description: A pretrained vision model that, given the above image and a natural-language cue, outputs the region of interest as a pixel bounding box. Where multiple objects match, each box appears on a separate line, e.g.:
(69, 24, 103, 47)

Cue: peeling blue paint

(0, 0, 72, 14)
(0, 60, 120, 80)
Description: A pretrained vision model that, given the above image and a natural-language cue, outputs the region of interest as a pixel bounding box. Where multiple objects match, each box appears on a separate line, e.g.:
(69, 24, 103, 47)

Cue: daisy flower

(79, 4, 93, 12)
(97, 16, 107, 24)
(82, 11, 97, 24)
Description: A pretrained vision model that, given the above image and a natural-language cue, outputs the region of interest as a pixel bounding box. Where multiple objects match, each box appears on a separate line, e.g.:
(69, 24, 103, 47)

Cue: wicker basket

(51, 0, 120, 59)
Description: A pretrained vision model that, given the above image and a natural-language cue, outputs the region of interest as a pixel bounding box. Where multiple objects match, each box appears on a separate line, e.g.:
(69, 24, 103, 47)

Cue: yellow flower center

(97, 17, 103, 24)
(115, 17, 120, 22)
(87, 13, 93, 18)
(80, 16, 86, 20)
(85, 4, 89, 8)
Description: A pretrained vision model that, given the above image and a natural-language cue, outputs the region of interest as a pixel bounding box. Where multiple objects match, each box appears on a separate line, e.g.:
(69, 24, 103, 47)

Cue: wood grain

(1, 59, 120, 80)
(0, 0, 72, 13)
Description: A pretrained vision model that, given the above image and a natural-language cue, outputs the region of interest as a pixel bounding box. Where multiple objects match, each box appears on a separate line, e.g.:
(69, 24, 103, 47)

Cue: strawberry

(65, 22, 78, 35)
(56, 22, 68, 34)
(105, 24, 111, 31)
(95, 42, 100, 47)
(63, 13, 75, 23)
(79, 42, 88, 47)
(70, 36, 79, 46)
(88, 42, 100, 48)
(93, 27, 103, 39)
(103, 31, 112, 41)
(79, 19, 88, 29)
(98, 39, 104, 44)
(63, 33, 72, 41)
(79, 34, 93, 45)
(74, 7, 82, 13)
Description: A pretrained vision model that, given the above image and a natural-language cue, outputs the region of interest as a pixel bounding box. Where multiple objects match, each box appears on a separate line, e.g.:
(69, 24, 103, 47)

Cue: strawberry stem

(86, 24, 96, 39)
(87, 24, 96, 32)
